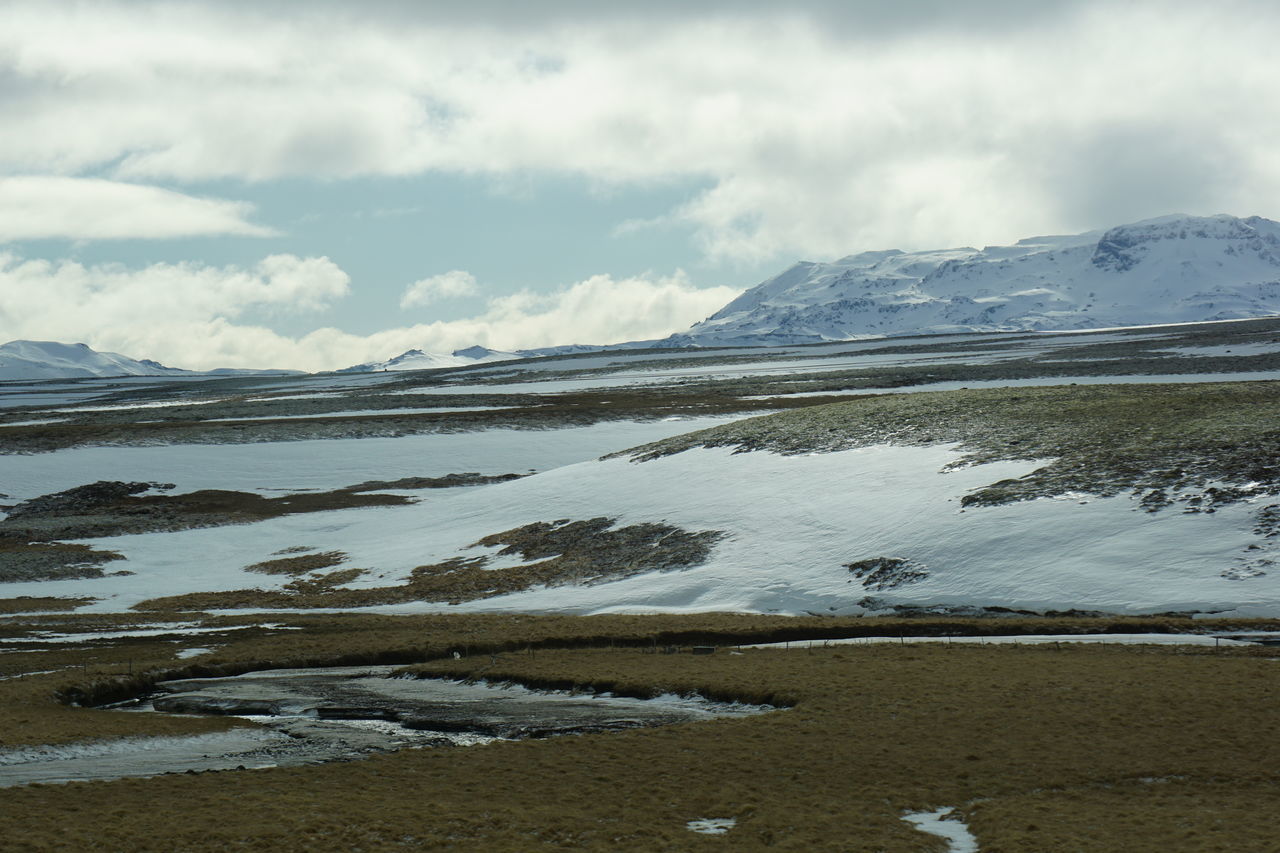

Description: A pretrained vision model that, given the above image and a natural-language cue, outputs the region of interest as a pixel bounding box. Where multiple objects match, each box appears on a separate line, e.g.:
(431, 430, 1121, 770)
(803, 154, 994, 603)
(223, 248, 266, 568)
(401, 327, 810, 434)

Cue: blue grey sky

(1, 0, 1277, 370)
(13, 172, 750, 339)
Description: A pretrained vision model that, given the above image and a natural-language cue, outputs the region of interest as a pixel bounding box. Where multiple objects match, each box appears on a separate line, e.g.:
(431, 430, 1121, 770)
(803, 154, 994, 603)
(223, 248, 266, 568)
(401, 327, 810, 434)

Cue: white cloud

(0, 253, 350, 369)
(0, 254, 739, 371)
(0, 177, 274, 241)
(400, 270, 479, 309)
(1, 2, 1277, 258)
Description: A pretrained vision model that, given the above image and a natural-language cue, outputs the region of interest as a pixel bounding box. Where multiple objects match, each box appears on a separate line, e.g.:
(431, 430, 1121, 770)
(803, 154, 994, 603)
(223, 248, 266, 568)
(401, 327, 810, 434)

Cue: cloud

(0, 1, 1277, 260)
(0, 253, 739, 371)
(400, 270, 479, 309)
(0, 253, 350, 369)
(0, 177, 275, 241)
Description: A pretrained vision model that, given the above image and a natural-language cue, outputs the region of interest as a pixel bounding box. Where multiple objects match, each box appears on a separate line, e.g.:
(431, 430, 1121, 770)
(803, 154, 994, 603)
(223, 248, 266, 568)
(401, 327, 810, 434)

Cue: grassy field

(0, 613, 1278, 851)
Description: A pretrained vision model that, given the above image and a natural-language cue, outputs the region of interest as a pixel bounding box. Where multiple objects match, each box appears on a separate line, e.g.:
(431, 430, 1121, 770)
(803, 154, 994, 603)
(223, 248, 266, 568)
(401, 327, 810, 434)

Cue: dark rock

(846, 557, 929, 590)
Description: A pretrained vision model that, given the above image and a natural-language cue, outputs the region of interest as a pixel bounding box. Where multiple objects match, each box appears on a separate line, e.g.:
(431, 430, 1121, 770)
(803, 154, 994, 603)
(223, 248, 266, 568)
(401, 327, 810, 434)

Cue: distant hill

(663, 213, 1280, 346)
(0, 340, 300, 381)
(337, 345, 520, 373)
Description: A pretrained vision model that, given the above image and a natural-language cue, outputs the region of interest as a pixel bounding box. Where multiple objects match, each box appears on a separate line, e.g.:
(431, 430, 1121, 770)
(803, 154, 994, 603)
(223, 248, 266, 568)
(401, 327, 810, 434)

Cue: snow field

(13, 443, 1275, 616)
(0, 416, 740, 506)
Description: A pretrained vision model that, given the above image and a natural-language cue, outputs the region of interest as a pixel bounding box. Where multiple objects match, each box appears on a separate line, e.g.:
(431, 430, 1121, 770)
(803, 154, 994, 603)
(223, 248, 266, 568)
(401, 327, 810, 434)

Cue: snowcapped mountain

(669, 214, 1280, 346)
(0, 341, 191, 381)
(339, 345, 520, 373)
(0, 340, 300, 381)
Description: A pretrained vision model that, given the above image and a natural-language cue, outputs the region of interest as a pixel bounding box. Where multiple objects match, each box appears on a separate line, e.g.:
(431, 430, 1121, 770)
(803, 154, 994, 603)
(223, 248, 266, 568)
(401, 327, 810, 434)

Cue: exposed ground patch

(0, 481, 415, 543)
(628, 381, 1280, 513)
(0, 479, 428, 579)
(845, 556, 929, 591)
(0, 540, 127, 583)
(134, 518, 723, 611)
(0, 596, 95, 614)
(244, 551, 349, 576)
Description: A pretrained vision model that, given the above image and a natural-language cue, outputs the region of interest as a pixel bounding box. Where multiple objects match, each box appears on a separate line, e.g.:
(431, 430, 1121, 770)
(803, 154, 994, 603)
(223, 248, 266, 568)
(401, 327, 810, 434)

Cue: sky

(2, 0, 1280, 371)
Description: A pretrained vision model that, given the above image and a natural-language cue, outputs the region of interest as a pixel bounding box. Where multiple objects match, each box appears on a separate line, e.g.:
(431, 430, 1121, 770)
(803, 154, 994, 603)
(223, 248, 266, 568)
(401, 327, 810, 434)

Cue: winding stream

(0, 665, 773, 787)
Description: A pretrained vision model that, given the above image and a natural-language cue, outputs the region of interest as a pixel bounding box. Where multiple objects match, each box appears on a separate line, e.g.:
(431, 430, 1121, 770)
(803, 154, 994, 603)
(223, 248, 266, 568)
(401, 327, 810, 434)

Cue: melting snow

(9, 442, 1275, 616)
(686, 818, 736, 835)
(902, 808, 979, 852)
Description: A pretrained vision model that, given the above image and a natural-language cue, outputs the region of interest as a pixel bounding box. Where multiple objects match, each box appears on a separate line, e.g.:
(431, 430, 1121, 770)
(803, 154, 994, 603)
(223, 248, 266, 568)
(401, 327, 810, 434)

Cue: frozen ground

(0, 416, 736, 505)
(9, 443, 1277, 616)
(5, 318, 1280, 617)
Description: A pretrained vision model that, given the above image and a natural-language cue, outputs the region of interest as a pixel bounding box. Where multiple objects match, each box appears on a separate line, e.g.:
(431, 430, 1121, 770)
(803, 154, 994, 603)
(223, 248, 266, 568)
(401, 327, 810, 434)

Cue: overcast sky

(2, 0, 1278, 371)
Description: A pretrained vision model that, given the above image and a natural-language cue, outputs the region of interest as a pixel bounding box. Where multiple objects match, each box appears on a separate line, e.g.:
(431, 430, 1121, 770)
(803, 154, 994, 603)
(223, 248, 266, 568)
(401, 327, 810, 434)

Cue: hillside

(338, 346, 520, 373)
(0, 341, 301, 381)
(0, 341, 189, 381)
(671, 214, 1280, 346)
(4, 317, 1280, 618)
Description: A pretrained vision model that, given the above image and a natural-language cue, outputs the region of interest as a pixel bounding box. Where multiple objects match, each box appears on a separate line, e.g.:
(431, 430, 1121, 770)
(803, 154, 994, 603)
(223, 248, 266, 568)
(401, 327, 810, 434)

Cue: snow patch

(902, 808, 979, 852)
(686, 818, 736, 835)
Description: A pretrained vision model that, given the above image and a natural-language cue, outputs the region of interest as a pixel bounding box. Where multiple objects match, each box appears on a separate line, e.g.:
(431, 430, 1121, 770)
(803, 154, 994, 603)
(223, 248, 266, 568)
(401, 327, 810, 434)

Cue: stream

(0, 665, 772, 787)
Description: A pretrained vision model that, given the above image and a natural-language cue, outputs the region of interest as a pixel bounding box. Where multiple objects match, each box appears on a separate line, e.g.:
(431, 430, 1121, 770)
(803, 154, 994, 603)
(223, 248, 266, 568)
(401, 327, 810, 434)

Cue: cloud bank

(0, 177, 274, 242)
(2, 1, 1278, 257)
(0, 254, 739, 371)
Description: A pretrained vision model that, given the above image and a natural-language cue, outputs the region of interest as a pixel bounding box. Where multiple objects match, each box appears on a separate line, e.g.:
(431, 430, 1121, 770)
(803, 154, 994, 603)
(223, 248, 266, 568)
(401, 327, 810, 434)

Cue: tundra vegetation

(5, 320, 1280, 849)
(630, 380, 1280, 513)
(0, 612, 1277, 851)
(4, 316, 1280, 455)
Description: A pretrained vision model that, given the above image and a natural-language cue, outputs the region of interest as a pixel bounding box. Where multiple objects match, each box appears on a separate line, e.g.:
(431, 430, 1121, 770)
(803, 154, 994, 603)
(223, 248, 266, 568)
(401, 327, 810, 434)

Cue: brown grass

(0, 596, 94, 614)
(243, 551, 348, 575)
(3, 613, 1280, 851)
(0, 540, 125, 583)
(0, 638, 1278, 849)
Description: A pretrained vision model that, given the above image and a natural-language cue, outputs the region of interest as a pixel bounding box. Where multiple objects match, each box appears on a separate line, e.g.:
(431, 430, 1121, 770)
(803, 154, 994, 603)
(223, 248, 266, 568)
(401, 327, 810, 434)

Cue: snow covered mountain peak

(672, 213, 1280, 346)
(1090, 213, 1280, 273)
(452, 345, 512, 360)
(339, 344, 520, 373)
(0, 340, 188, 380)
(0, 340, 300, 381)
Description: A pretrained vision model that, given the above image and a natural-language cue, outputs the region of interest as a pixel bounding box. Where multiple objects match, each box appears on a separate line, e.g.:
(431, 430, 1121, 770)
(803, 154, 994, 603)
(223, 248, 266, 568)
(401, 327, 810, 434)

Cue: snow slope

(339, 345, 520, 373)
(0, 341, 190, 381)
(0, 341, 299, 381)
(674, 214, 1280, 345)
(0, 415, 737, 506)
(19, 443, 1277, 617)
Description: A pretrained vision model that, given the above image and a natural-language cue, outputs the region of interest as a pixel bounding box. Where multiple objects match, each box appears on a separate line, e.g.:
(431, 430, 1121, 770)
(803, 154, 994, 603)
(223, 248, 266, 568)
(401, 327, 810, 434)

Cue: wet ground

(0, 665, 773, 786)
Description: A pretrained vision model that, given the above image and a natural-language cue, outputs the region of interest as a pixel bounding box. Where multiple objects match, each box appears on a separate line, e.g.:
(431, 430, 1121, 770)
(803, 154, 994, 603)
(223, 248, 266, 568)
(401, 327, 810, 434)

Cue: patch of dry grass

(965, 778, 1280, 852)
(0, 540, 125, 583)
(0, 596, 94, 614)
(244, 551, 348, 575)
(1, 625, 1279, 850)
(627, 380, 1280, 512)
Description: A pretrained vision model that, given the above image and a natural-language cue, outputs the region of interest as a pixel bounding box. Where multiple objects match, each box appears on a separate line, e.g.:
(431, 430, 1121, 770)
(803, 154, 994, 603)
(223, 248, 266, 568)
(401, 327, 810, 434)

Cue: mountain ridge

(662, 213, 1280, 347)
(0, 340, 301, 381)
